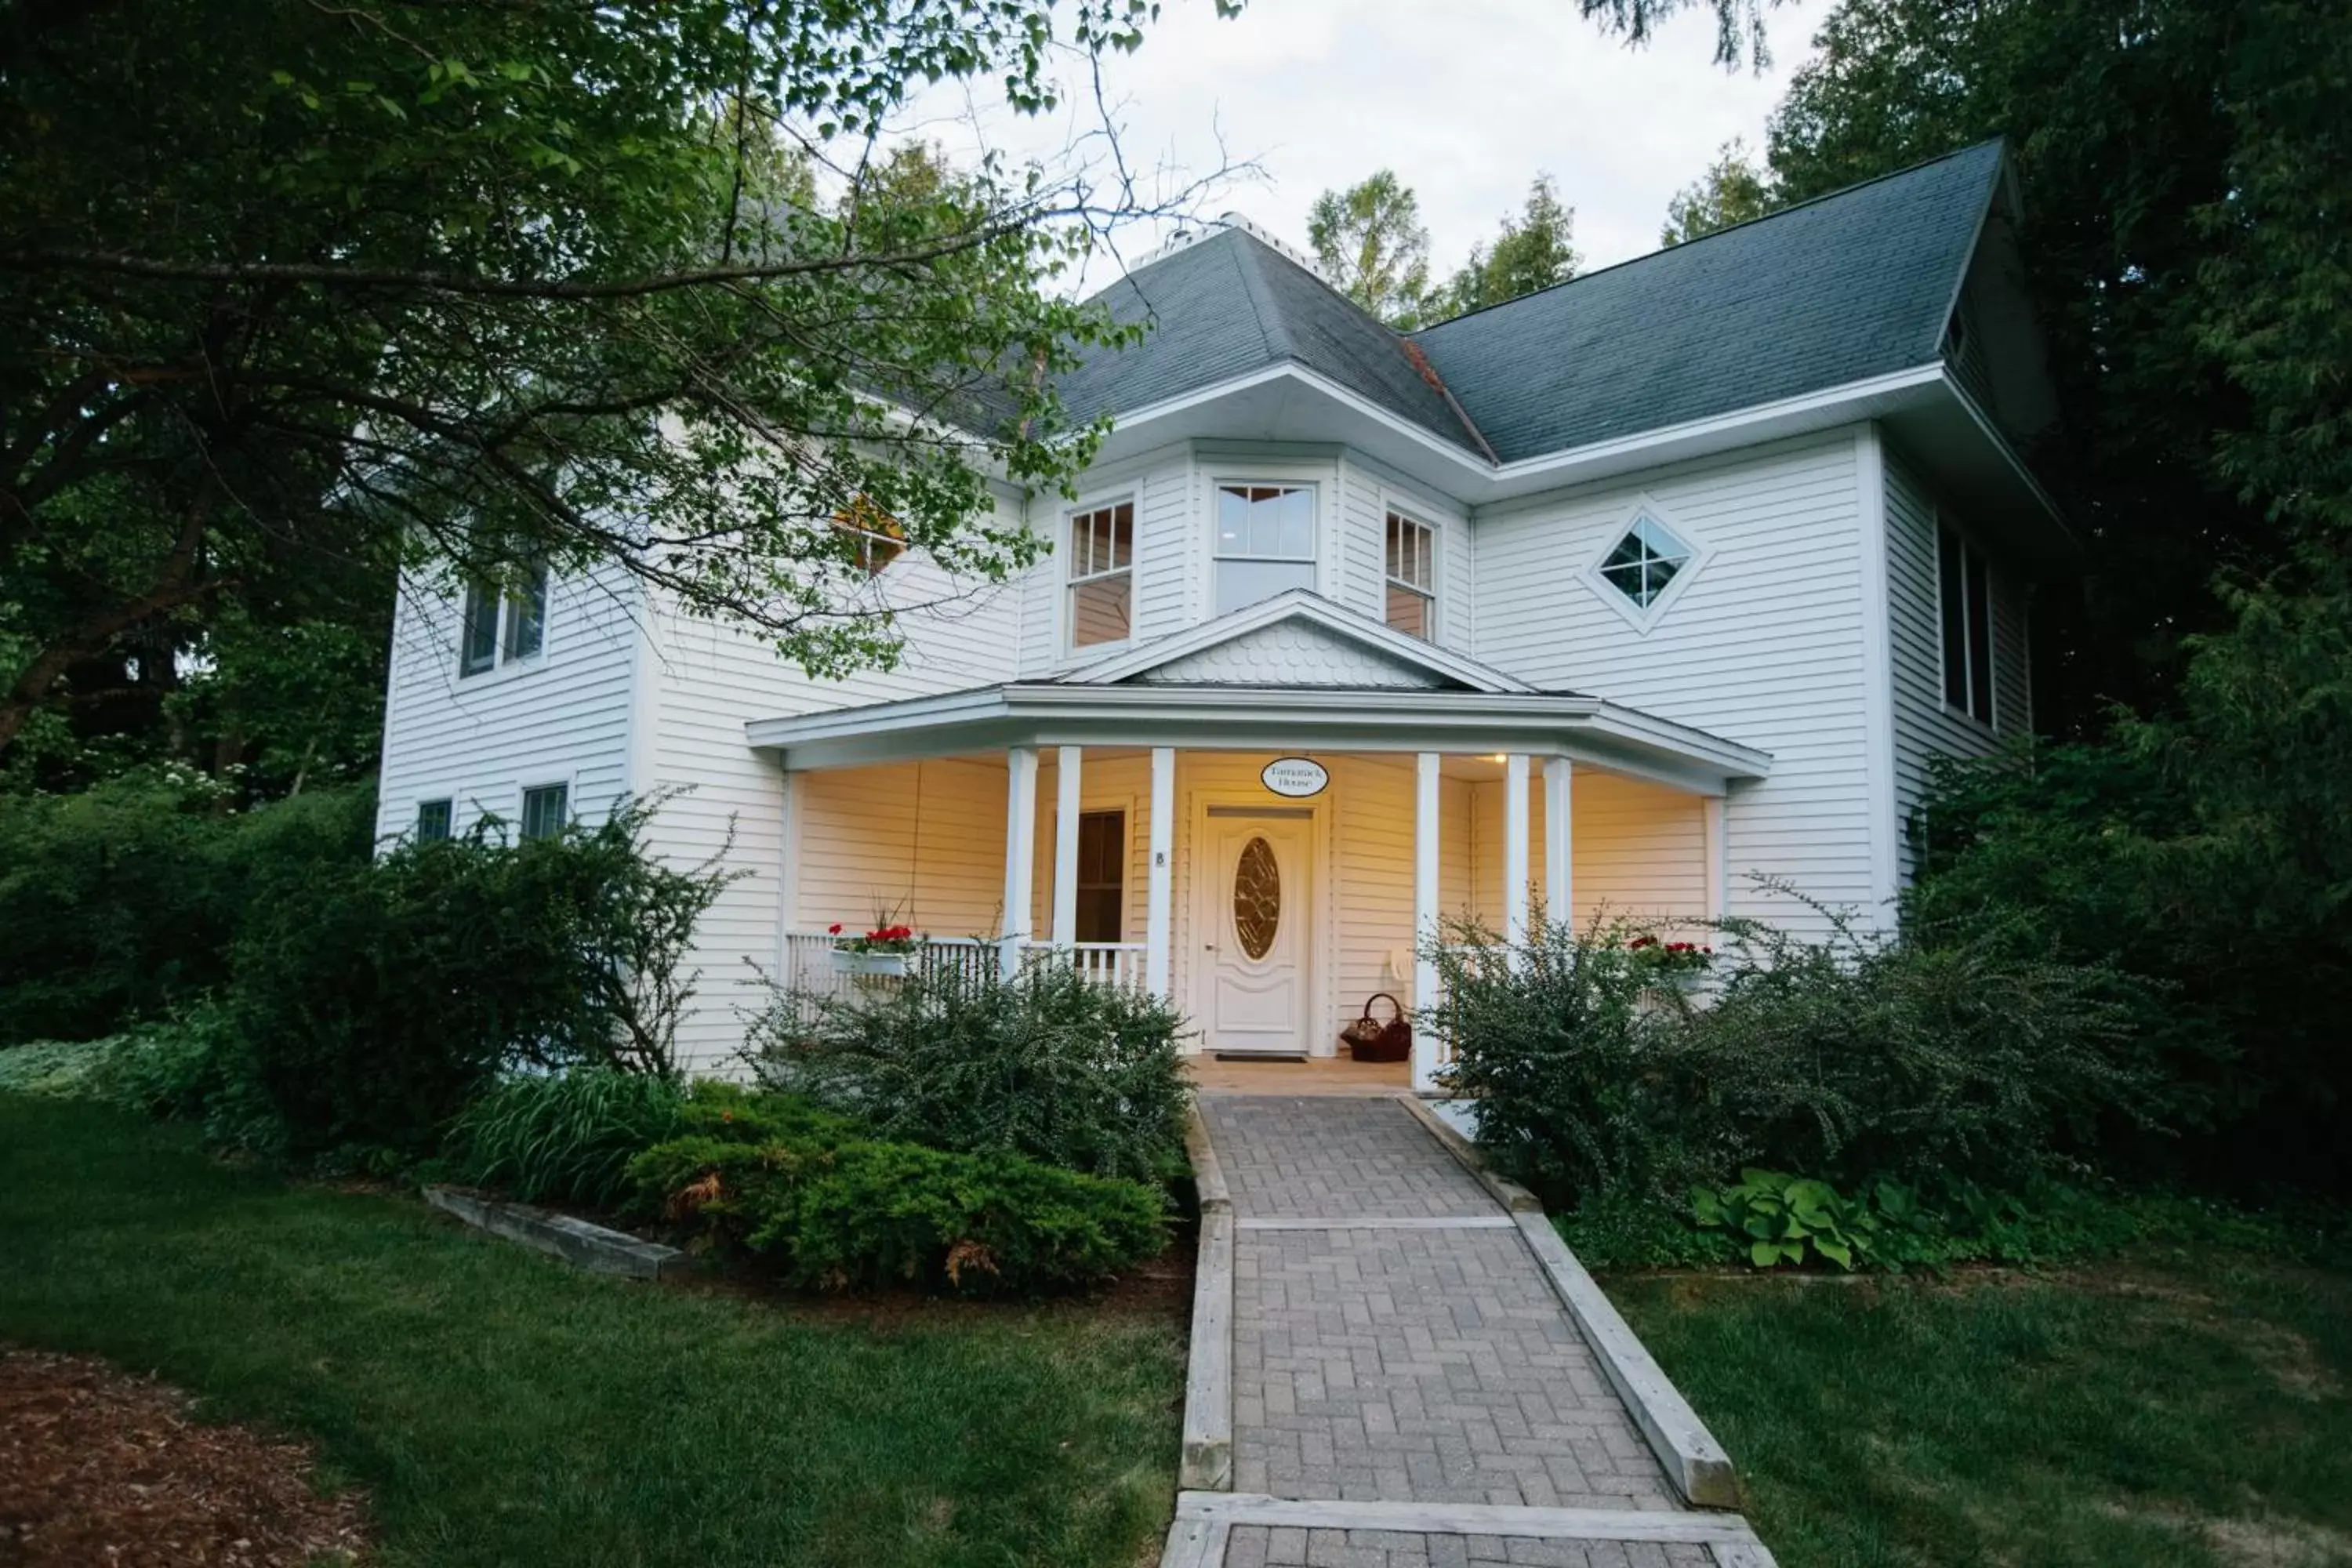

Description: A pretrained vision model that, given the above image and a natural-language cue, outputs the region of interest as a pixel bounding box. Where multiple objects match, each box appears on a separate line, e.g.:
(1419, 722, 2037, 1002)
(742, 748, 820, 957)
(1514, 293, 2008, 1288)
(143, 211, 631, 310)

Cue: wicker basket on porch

(1340, 993, 1412, 1063)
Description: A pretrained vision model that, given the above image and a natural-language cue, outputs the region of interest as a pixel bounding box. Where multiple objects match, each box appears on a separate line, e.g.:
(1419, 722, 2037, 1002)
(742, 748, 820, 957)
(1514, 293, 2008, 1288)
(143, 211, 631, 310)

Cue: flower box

(830, 949, 909, 978)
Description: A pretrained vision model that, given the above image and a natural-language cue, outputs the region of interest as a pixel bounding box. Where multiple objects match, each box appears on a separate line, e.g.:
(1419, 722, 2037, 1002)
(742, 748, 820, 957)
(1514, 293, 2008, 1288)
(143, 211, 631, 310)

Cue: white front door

(1199, 810, 1313, 1055)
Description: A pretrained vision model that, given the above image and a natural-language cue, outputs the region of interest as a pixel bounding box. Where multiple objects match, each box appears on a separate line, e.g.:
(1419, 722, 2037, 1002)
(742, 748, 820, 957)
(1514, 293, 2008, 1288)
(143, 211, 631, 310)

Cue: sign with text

(1261, 757, 1330, 799)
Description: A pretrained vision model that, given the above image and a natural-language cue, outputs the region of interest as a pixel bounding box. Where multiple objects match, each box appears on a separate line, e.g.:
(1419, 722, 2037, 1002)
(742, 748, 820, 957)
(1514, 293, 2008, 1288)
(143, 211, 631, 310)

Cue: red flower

(1628, 935, 1657, 950)
(827, 922, 844, 935)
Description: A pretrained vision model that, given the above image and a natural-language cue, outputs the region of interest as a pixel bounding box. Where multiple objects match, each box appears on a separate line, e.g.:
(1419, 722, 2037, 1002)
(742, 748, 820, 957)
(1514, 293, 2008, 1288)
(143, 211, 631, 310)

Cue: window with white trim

(520, 782, 569, 841)
(416, 799, 453, 841)
(1384, 512, 1437, 637)
(1938, 522, 1995, 724)
(1066, 500, 1134, 649)
(1214, 484, 1316, 615)
(832, 495, 905, 577)
(1596, 514, 1691, 611)
(1075, 809, 1125, 943)
(459, 562, 549, 676)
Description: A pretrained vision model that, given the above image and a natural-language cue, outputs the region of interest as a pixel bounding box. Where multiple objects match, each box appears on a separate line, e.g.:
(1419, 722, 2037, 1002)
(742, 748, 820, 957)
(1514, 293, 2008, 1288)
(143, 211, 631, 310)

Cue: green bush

(753, 959, 1189, 1184)
(0, 776, 372, 1044)
(1432, 898, 2158, 1209)
(0, 1038, 118, 1098)
(448, 1069, 688, 1210)
(627, 1124, 1169, 1296)
(226, 797, 731, 1157)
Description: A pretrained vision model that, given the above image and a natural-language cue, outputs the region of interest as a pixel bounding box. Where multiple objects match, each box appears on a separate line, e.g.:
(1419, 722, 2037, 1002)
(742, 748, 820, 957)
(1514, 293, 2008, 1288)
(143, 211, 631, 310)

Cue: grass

(0, 1096, 1185, 1568)
(1609, 1254, 2352, 1567)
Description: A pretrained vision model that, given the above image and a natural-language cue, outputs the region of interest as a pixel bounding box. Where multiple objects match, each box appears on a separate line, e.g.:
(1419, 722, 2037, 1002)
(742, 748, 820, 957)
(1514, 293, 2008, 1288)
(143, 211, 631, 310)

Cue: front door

(1200, 809, 1313, 1055)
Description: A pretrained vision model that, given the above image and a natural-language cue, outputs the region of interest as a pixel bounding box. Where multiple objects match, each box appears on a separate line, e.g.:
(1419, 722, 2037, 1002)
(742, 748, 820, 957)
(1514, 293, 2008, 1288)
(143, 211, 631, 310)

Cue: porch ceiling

(744, 682, 1770, 796)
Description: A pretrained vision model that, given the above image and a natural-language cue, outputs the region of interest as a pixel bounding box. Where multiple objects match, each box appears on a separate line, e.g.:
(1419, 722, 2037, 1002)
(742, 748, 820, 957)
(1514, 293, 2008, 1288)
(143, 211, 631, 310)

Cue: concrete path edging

(1179, 1104, 1236, 1491)
(1396, 1097, 1742, 1509)
(421, 1185, 686, 1281)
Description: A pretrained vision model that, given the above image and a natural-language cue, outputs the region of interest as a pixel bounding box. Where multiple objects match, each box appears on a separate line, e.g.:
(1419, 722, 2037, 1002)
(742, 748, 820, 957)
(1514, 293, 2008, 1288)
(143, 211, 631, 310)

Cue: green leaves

(1693, 1169, 1886, 1272)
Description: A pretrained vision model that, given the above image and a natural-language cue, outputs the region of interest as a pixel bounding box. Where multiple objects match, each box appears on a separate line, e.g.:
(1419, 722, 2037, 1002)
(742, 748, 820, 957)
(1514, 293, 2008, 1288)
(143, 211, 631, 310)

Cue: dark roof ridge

(1412, 136, 2010, 339)
(1221, 231, 1298, 363)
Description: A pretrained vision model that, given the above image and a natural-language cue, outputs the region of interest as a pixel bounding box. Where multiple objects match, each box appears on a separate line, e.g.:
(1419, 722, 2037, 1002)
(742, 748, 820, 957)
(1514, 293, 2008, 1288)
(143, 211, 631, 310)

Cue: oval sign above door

(1261, 757, 1329, 799)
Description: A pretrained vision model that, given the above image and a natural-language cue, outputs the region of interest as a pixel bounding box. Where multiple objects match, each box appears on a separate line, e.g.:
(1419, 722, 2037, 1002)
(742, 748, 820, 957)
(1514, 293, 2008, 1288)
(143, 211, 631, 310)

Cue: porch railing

(776, 931, 1149, 1000)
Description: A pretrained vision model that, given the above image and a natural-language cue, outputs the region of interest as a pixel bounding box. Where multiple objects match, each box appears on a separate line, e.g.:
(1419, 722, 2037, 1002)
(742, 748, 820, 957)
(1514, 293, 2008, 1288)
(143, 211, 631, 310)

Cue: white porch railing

(777, 932, 1149, 1000)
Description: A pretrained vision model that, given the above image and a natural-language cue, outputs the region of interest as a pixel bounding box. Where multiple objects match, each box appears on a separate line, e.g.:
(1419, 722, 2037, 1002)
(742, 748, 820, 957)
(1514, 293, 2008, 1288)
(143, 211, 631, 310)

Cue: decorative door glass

(1232, 836, 1280, 960)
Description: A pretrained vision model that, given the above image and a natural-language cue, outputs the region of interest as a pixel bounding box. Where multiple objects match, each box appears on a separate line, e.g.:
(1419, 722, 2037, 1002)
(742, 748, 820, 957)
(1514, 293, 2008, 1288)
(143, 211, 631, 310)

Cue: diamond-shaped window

(1597, 514, 1691, 610)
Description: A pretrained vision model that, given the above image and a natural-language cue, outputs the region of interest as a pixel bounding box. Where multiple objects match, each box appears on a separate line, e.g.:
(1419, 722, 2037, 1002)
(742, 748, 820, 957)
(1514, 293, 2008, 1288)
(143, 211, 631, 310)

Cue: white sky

(899, 0, 1807, 289)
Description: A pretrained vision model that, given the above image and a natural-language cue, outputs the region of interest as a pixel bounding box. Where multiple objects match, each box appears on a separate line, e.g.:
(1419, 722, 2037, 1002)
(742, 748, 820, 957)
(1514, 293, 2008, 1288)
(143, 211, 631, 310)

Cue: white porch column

(1543, 757, 1573, 933)
(1503, 753, 1531, 952)
(1002, 745, 1039, 976)
(1702, 793, 1729, 920)
(1052, 746, 1083, 948)
(1145, 746, 1175, 999)
(1413, 751, 1442, 1095)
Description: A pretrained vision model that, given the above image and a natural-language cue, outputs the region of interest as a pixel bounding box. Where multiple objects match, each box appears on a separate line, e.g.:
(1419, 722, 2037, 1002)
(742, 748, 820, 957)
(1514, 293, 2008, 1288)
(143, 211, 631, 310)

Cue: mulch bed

(0, 1347, 369, 1566)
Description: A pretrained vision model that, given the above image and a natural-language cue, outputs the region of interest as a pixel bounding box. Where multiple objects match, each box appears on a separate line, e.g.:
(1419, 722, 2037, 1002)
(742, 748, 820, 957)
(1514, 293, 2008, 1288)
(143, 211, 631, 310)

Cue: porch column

(1413, 751, 1441, 1095)
(1052, 746, 1083, 947)
(1002, 745, 1039, 976)
(1145, 746, 1175, 999)
(1503, 753, 1531, 952)
(1544, 757, 1573, 932)
(1702, 793, 1729, 920)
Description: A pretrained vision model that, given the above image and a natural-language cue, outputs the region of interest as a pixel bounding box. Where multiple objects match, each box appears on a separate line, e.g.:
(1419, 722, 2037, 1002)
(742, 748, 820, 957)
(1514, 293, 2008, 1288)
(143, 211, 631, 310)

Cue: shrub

(752, 959, 1189, 1184)
(627, 1126, 1169, 1295)
(1431, 915, 1726, 1204)
(1689, 893, 2160, 1189)
(0, 776, 372, 1044)
(448, 1069, 688, 1210)
(77, 1009, 290, 1157)
(1432, 895, 2159, 1207)
(0, 1039, 118, 1098)
(226, 796, 731, 1157)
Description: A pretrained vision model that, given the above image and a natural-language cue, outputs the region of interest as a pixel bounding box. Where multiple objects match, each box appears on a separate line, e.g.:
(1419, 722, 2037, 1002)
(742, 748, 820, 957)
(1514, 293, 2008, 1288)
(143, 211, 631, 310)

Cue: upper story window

(1938, 522, 1995, 725)
(1385, 512, 1436, 637)
(1067, 500, 1134, 650)
(1597, 514, 1691, 611)
(459, 562, 548, 677)
(416, 799, 453, 842)
(1214, 485, 1316, 615)
(833, 495, 905, 577)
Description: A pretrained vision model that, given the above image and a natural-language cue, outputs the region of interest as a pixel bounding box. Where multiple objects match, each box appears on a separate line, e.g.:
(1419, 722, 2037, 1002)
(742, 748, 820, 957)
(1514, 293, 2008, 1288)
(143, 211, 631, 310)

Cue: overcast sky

(902, 0, 1809, 290)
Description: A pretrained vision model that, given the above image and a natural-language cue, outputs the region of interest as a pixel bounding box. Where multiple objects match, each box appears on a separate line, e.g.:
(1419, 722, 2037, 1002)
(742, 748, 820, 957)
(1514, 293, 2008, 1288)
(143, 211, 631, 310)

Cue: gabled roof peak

(1062, 589, 1543, 695)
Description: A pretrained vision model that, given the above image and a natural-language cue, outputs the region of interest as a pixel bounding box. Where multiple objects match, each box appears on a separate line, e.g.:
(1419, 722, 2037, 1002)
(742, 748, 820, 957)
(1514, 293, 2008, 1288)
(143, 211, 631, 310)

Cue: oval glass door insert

(1232, 836, 1281, 960)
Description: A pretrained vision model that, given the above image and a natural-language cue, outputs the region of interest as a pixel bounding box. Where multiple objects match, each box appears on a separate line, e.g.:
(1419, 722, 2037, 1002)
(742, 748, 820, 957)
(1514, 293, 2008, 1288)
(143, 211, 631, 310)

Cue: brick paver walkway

(1177, 1096, 1771, 1568)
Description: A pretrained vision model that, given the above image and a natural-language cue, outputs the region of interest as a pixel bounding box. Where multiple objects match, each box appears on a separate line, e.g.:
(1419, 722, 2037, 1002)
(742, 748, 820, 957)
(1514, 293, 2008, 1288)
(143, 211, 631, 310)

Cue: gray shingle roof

(1056, 227, 1486, 453)
(1046, 141, 2005, 466)
(1414, 141, 2005, 463)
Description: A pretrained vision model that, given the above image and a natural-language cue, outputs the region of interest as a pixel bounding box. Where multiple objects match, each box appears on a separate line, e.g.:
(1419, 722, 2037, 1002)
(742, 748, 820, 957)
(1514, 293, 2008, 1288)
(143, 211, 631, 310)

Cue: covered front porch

(756, 742, 1764, 1097)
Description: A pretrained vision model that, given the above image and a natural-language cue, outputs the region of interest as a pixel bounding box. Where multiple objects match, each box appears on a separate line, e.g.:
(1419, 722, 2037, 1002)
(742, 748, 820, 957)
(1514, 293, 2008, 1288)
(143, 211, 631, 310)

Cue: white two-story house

(374, 141, 2067, 1087)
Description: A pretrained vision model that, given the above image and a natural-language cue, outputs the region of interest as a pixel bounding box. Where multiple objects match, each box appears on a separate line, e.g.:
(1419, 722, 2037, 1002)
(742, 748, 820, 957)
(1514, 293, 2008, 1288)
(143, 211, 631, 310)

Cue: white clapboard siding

(373, 561, 640, 846)
(795, 759, 1011, 938)
(1472, 430, 1873, 930)
(1885, 450, 2032, 883)
(1336, 456, 1388, 622)
(1460, 768, 1708, 934)
(640, 506, 1026, 1069)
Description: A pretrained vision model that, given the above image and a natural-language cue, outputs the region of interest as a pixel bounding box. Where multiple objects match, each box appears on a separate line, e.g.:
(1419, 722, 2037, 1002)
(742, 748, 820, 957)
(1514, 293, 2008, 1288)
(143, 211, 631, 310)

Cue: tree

(1439, 175, 1581, 318)
(1768, 0, 2270, 730)
(1659, 139, 1774, 245)
(0, 0, 1197, 764)
(1307, 170, 1435, 327)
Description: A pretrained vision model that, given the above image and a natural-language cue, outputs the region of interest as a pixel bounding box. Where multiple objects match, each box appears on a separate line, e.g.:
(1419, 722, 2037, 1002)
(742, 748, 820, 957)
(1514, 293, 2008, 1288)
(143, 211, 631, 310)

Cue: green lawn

(0, 1097, 1183, 1568)
(1610, 1256, 2352, 1566)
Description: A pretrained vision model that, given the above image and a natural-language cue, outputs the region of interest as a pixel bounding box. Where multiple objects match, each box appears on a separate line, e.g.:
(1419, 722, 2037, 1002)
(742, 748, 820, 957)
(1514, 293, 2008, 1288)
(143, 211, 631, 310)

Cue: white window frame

(414, 797, 455, 842)
(1210, 479, 1319, 617)
(1936, 515, 1998, 731)
(1382, 509, 1440, 640)
(456, 562, 551, 681)
(517, 779, 572, 841)
(1062, 492, 1137, 656)
(1584, 496, 1710, 633)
